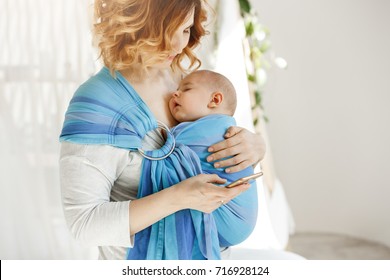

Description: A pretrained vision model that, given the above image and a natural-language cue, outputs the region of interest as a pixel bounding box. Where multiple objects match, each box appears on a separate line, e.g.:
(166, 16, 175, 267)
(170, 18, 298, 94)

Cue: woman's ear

(208, 92, 223, 108)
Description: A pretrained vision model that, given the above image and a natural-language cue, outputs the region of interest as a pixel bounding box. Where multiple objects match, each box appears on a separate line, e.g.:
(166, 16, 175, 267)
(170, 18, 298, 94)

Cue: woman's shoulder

(71, 67, 140, 108)
(75, 68, 116, 97)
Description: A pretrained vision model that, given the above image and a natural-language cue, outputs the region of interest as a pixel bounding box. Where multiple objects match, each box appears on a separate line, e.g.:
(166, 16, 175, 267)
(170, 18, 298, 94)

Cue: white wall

(252, 0, 390, 247)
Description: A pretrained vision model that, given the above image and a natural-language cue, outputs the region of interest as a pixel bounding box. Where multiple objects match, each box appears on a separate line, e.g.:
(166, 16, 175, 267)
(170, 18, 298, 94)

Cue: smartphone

(225, 172, 263, 188)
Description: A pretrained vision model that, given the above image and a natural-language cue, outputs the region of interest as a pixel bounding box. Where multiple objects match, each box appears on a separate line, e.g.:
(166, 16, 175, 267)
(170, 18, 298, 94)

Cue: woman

(59, 0, 266, 260)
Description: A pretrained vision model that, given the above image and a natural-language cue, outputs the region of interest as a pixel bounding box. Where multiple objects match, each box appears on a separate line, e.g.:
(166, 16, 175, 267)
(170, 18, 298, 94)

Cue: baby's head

(169, 70, 237, 123)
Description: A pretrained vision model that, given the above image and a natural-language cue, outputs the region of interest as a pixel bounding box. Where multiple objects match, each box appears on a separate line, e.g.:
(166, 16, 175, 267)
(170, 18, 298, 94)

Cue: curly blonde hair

(93, 0, 208, 78)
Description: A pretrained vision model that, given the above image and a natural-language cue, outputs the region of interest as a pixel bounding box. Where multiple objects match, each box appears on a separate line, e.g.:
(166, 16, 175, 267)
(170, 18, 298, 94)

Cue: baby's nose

(172, 91, 180, 97)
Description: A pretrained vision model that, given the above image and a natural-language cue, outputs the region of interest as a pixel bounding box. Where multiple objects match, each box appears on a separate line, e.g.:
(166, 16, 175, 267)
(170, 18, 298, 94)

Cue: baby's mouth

(170, 99, 180, 112)
(173, 99, 180, 108)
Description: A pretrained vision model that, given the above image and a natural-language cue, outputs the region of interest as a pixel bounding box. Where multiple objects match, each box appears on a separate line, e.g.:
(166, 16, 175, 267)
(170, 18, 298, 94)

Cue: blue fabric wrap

(59, 67, 257, 260)
(171, 117, 258, 248)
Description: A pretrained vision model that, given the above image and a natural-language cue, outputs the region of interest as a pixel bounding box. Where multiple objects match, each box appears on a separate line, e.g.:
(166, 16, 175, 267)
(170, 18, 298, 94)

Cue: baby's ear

(208, 92, 223, 108)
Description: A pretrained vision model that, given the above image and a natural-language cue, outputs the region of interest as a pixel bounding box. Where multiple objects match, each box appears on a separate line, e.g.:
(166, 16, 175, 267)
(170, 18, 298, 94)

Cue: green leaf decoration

(239, 0, 251, 14)
(239, 0, 279, 124)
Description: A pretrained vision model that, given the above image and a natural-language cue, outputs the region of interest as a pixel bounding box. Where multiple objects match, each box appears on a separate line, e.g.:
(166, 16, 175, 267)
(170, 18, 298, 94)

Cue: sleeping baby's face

(168, 72, 213, 123)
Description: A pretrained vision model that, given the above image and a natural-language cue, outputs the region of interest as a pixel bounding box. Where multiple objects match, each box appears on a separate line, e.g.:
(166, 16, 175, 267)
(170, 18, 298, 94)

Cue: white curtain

(0, 0, 97, 259)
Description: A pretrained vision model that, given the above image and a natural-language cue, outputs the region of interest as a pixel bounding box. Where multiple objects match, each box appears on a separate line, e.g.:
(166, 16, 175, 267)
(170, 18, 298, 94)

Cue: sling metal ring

(137, 121, 176, 161)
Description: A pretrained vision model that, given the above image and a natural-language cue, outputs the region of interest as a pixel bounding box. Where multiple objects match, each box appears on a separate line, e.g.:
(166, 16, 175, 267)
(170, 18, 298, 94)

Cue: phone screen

(225, 172, 263, 188)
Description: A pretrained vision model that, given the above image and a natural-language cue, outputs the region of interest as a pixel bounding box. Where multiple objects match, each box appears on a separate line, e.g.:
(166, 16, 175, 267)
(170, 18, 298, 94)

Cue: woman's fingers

(178, 174, 250, 213)
(223, 160, 252, 174)
(203, 182, 251, 212)
(207, 131, 243, 156)
(218, 182, 251, 205)
(223, 126, 243, 138)
(202, 173, 227, 185)
(207, 143, 241, 163)
(207, 126, 266, 172)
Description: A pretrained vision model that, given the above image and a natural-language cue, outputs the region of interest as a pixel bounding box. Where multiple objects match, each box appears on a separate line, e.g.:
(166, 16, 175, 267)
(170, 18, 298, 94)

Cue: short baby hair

(192, 70, 237, 115)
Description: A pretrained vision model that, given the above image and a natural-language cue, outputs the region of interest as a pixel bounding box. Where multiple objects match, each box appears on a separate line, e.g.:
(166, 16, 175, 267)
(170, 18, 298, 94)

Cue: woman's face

(156, 8, 195, 69)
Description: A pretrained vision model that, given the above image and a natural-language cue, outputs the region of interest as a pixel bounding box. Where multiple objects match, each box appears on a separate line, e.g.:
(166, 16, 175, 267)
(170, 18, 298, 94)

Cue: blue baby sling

(60, 67, 258, 259)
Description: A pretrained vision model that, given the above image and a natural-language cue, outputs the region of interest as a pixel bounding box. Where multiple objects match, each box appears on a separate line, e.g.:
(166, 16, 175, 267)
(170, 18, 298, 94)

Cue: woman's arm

(206, 126, 266, 173)
(60, 143, 251, 244)
(129, 174, 250, 235)
(60, 143, 133, 247)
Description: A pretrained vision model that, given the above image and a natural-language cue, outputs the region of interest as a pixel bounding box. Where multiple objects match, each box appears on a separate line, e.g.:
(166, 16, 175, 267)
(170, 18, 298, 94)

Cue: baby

(169, 70, 237, 123)
(168, 70, 258, 247)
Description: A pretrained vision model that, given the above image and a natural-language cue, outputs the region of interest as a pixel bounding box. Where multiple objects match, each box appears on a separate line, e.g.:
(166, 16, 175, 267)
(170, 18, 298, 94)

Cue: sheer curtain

(1, 0, 97, 259)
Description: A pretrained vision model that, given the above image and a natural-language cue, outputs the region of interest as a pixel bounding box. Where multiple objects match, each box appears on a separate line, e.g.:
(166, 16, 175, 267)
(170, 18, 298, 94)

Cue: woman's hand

(173, 174, 251, 213)
(129, 174, 250, 235)
(206, 126, 266, 173)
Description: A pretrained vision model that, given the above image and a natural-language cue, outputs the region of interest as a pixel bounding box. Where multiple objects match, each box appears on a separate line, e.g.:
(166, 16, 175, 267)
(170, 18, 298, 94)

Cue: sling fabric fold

(60, 67, 257, 259)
